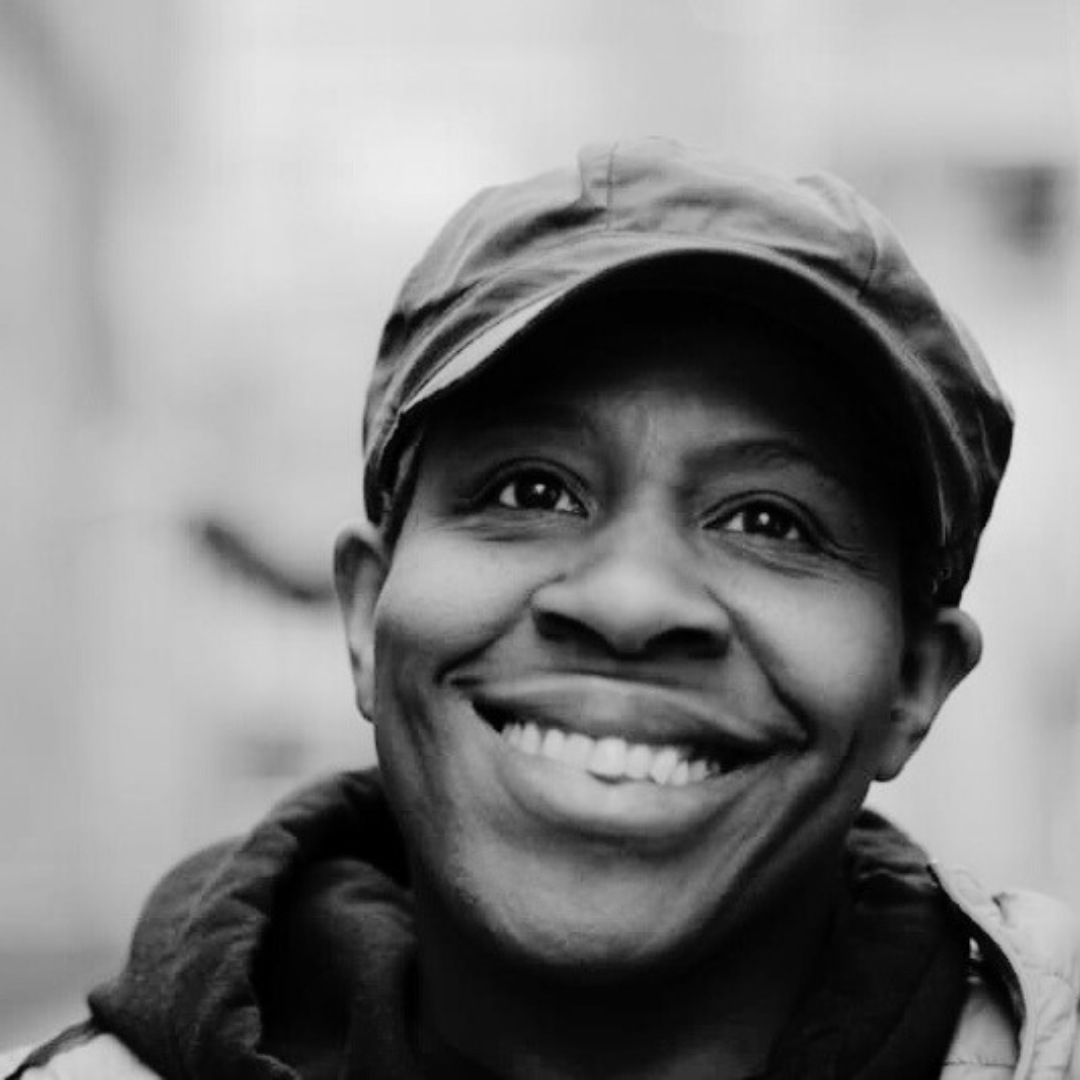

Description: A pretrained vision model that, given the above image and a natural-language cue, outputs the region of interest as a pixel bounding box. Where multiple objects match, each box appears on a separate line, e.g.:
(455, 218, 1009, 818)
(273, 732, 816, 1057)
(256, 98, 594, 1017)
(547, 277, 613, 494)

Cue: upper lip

(464, 673, 804, 757)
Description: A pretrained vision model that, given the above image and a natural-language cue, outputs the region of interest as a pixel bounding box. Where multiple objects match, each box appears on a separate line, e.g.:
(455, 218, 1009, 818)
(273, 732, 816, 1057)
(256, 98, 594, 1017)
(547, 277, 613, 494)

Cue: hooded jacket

(3, 770, 1078, 1079)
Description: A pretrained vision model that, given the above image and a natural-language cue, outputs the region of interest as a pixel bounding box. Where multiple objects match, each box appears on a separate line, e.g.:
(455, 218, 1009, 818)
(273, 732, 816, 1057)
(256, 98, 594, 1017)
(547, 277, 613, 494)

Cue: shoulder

(933, 864, 1080, 1078)
(938, 865, 1080, 981)
(0, 1027, 159, 1080)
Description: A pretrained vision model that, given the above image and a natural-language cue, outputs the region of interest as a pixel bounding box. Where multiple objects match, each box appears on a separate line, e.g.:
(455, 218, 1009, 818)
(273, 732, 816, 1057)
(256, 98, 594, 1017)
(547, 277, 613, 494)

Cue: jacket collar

(932, 863, 1080, 1078)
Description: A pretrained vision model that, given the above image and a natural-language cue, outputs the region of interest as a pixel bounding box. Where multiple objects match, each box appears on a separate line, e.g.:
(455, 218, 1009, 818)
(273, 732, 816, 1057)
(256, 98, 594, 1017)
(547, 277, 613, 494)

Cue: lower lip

(485, 724, 738, 842)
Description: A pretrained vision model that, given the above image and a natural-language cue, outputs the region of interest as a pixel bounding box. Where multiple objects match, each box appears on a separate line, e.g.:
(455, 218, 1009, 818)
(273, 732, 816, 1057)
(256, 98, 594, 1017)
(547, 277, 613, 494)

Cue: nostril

(532, 599, 729, 660)
(648, 626, 727, 660)
(532, 607, 629, 656)
(533, 608, 592, 642)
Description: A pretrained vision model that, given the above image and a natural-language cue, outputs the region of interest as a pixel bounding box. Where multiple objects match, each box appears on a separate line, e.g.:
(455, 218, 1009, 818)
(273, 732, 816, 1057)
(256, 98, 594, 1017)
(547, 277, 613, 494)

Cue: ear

(333, 522, 389, 723)
(875, 608, 982, 782)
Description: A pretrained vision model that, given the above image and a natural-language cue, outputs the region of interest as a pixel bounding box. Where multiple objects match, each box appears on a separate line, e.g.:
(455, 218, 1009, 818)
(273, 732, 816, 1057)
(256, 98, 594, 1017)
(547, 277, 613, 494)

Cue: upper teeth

(501, 721, 719, 787)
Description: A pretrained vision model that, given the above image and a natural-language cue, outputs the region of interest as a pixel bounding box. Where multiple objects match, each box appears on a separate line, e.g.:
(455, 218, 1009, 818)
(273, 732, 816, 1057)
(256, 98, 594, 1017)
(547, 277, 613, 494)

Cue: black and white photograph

(1, 2, 1078, 1077)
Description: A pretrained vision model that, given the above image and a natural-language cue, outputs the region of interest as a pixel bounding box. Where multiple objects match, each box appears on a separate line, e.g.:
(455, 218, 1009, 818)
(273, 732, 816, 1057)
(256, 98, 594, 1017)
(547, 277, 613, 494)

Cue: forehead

(428, 288, 895, 489)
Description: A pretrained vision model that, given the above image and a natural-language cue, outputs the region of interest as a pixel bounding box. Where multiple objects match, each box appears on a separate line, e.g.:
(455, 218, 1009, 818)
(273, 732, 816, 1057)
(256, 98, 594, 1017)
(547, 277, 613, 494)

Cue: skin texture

(336, 294, 981, 1078)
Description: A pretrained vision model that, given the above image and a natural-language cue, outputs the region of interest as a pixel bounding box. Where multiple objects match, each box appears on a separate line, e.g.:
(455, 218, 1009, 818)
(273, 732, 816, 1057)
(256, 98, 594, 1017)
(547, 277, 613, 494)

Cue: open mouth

(475, 705, 733, 788)
(467, 674, 789, 794)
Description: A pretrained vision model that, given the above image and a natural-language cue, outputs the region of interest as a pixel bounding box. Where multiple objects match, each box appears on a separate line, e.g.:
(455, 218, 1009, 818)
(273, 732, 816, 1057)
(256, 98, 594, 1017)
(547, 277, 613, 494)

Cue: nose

(530, 512, 732, 660)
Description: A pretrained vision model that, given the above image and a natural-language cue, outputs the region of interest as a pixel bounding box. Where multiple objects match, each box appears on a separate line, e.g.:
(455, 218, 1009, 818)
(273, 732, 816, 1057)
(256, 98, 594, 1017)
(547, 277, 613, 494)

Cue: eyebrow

(712, 442, 876, 513)
(442, 401, 866, 500)
(441, 400, 600, 449)
(687, 437, 861, 491)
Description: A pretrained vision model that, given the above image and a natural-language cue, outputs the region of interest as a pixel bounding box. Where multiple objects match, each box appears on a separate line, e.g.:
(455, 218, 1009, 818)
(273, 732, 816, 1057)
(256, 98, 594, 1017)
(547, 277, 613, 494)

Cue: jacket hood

(89, 771, 417, 1080)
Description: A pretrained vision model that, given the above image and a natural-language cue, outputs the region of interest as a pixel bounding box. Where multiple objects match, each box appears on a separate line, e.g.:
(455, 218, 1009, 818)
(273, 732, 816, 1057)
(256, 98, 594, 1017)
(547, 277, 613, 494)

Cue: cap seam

(855, 211, 883, 301)
(381, 224, 616, 420)
(603, 141, 619, 225)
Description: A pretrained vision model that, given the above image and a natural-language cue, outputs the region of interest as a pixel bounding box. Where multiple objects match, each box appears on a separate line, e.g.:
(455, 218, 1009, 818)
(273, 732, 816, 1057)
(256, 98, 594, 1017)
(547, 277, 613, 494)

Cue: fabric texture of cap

(363, 137, 1013, 604)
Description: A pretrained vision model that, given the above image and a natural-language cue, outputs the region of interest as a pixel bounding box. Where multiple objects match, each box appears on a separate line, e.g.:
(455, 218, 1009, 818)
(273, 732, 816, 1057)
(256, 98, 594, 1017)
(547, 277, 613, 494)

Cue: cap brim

(384, 247, 950, 553)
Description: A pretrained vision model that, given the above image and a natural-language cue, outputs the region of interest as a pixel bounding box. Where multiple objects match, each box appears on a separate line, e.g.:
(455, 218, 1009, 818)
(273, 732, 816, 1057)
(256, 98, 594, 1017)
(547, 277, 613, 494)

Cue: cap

(363, 137, 1013, 604)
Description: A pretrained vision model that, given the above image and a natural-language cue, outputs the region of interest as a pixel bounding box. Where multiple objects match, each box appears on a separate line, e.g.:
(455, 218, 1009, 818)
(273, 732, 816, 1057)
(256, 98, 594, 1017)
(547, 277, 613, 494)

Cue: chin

(440, 862, 727, 984)
(487, 916, 690, 983)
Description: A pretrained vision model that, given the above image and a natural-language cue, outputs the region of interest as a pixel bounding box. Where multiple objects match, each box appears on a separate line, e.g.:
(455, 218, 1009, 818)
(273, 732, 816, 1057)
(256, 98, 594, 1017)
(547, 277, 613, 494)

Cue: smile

(500, 721, 720, 786)
(456, 673, 799, 840)
(465, 673, 796, 793)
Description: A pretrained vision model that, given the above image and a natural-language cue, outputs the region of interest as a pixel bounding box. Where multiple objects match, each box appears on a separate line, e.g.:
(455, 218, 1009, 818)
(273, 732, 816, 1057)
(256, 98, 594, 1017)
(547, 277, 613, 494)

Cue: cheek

(749, 578, 905, 743)
(816, 605, 903, 712)
(375, 534, 522, 667)
(369, 532, 552, 784)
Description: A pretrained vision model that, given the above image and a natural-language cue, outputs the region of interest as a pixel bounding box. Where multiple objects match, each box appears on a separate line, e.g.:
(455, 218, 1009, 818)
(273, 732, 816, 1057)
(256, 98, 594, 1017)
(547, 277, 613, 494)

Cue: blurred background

(1, 0, 1078, 1047)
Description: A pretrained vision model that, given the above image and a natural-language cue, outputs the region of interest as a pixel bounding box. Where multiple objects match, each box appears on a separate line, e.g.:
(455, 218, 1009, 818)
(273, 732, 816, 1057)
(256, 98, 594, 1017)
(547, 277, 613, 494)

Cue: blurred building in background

(1, 0, 1077, 1044)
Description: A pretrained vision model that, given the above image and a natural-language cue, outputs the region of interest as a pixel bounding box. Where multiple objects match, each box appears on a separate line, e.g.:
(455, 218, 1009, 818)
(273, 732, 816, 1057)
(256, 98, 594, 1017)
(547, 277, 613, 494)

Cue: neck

(415, 870, 840, 1080)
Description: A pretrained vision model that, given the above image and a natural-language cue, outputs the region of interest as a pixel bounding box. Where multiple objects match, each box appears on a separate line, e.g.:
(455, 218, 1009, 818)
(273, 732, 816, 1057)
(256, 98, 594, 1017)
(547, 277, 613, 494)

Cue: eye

(715, 500, 812, 544)
(492, 468, 584, 515)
